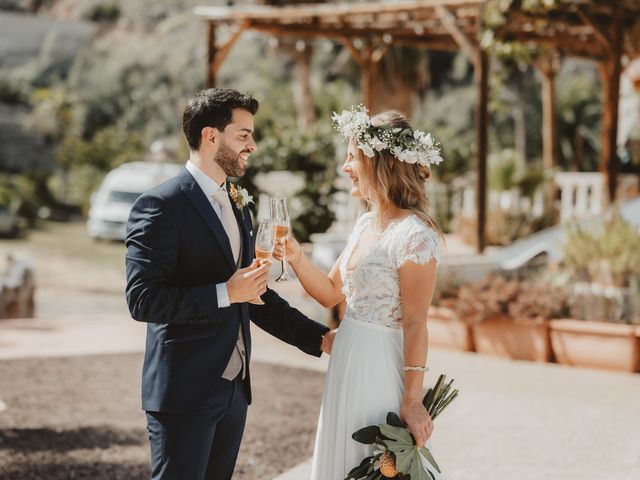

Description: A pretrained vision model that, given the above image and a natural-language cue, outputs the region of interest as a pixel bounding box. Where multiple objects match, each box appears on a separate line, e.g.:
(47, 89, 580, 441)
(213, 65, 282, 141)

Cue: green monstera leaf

(379, 424, 441, 478)
(386, 411, 405, 428)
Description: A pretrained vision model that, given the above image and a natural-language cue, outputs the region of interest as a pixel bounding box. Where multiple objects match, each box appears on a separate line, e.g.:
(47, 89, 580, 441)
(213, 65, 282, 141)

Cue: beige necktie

(212, 188, 241, 263)
(213, 188, 246, 381)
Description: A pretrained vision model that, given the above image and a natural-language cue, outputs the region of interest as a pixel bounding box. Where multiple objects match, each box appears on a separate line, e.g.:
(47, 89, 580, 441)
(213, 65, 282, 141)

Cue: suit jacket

(125, 167, 328, 413)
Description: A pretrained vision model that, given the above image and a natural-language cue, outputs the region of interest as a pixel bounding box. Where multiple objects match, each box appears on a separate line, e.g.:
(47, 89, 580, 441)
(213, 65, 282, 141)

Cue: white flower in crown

(360, 143, 375, 158)
(370, 135, 388, 151)
(331, 104, 444, 168)
(229, 183, 254, 212)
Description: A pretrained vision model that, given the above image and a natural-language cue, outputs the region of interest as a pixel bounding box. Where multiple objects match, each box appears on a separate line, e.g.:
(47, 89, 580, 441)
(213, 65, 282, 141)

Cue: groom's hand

(321, 329, 337, 355)
(227, 260, 270, 304)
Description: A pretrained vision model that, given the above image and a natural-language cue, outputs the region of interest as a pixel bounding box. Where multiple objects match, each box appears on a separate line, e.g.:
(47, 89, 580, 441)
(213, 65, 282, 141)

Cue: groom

(125, 88, 329, 480)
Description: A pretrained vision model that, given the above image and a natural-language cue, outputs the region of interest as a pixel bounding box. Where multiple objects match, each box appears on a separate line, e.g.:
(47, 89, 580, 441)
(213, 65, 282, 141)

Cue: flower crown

(331, 105, 444, 167)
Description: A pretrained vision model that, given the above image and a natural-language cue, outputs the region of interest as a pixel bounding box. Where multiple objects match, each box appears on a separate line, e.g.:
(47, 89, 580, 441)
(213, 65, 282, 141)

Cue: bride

(275, 106, 444, 479)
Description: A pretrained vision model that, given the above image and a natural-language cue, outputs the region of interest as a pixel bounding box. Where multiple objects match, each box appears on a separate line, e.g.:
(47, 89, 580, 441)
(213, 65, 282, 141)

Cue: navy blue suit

(125, 167, 328, 479)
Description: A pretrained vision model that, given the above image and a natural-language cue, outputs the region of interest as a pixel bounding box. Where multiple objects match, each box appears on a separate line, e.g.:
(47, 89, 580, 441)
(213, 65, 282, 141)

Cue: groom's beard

(214, 141, 248, 177)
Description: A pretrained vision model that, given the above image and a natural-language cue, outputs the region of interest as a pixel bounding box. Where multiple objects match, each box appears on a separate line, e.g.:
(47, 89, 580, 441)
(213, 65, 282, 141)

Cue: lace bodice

(340, 212, 440, 329)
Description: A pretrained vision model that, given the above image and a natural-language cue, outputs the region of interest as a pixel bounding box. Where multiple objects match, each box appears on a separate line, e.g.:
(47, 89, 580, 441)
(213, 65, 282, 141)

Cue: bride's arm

(274, 237, 345, 308)
(398, 258, 438, 448)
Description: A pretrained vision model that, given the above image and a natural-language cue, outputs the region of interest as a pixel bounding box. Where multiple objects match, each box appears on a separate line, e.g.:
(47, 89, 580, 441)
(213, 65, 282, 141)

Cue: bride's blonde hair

(357, 110, 442, 236)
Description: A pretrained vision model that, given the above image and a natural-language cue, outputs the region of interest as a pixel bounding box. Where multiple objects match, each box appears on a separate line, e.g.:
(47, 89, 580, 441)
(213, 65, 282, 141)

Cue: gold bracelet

(403, 365, 429, 372)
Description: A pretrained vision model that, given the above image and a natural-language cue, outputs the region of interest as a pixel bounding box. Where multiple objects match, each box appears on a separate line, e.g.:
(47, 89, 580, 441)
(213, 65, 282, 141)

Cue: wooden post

(341, 39, 389, 111)
(281, 41, 316, 130)
(475, 51, 489, 253)
(536, 53, 559, 211)
(207, 22, 217, 88)
(362, 55, 376, 110)
(600, 7, 623, 204)
(435, 4, 488, 252)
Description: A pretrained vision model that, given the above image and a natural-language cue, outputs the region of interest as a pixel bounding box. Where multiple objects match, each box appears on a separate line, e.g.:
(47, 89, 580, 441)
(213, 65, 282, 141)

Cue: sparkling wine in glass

(270, 195, 292, 282)
(250, 219, 276, 305)
(255, 220, 276, 265)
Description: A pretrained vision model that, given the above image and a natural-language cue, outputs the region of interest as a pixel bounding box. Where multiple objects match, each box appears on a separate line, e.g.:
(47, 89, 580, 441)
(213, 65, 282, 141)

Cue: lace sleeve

(395, 224, 440, 269)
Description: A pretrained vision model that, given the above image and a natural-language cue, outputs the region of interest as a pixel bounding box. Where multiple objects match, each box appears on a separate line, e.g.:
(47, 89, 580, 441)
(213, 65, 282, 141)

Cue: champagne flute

(250, 219, 276, 305)
(270, 195, 292, 282)
(255, 219, 276, 265)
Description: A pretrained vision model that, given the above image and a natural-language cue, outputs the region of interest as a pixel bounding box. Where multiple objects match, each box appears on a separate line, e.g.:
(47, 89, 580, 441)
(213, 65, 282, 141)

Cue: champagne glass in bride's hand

(270, 195, 292, 282)
(250, 220, 276, 305)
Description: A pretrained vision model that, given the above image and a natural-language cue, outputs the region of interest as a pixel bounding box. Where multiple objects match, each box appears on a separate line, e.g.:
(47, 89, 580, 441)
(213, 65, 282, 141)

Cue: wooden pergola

(194, 0, 640, 253)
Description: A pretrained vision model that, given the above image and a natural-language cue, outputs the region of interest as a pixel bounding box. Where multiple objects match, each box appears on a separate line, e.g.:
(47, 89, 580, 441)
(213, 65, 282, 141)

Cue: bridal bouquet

(345, 374, 459, 480)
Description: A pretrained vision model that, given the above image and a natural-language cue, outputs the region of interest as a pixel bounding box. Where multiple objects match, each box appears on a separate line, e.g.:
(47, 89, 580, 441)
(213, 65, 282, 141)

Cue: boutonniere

(228, 183, 254, 213)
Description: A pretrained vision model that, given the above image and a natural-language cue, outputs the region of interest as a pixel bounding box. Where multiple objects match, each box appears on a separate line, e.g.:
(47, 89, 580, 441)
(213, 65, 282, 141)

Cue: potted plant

(449, 275, 569, 362)
(428, 271, 474, 352)
(550, 213, 640, 372)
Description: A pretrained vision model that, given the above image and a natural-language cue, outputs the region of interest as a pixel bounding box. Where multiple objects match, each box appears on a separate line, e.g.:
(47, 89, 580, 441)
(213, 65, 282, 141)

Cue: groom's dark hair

(182, 88, 259, 151)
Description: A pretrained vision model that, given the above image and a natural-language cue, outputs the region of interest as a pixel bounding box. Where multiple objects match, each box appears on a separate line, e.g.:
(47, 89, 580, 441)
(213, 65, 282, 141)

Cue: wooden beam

(574, 6, 611, 51)
(207, 22, 217, 88)
(600, 6, 623, 204)
(434, 5, 478, 64)
(211, 20, 250, 76)
(340, 38, 366, 67)
(248, 22, 475, 42)
(475, 50, 489, 253)
(194, 1, 486, 23)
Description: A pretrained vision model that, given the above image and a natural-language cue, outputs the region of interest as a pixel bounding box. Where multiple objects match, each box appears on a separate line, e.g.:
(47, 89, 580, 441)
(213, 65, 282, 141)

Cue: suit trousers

(146, 375, 248, 480)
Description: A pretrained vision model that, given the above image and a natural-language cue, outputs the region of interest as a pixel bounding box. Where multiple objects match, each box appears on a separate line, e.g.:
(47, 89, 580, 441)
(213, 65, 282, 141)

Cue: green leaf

(394, 448, 433, 480)
(379, 424, 444, 479)
(431, 379, 454, 417)
(429, 376, 447, 416)
(345, 455, 375, 480)
(353, 425, 382, 444)
(386, 411, 405, 428)
(410, 452, 436, 480)
(433, 390, 459, 420)
(379, 424, 414, 447)
(422, 374, 445, 411)
(365, 470, 382, 480)
(420, 447, 442, 473)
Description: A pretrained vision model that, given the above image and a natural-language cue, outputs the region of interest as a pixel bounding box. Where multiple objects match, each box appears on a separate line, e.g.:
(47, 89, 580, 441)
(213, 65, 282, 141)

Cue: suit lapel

(178, 168, 236, 271)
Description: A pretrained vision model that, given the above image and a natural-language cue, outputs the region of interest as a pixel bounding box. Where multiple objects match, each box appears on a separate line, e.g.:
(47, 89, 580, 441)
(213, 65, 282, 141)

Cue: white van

(87, 161, 182, 241)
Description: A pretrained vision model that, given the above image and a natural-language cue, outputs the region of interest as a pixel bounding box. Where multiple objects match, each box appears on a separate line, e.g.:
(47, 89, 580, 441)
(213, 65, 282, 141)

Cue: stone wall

(0, 255, 35, 319)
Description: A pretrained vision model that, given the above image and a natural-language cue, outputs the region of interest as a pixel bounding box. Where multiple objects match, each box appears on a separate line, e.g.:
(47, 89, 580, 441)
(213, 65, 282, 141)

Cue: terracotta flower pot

(471, 314, 552, 362)
(550, 319, 640, 372)
(428, 306, 474, 352)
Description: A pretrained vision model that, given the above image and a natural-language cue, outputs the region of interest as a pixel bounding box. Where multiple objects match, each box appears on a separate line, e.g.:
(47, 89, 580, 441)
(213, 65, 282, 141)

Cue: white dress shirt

(185, 160, 232, 308)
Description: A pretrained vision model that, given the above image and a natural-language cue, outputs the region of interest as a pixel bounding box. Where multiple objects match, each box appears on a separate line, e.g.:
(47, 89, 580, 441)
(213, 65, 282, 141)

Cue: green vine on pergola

(482, 0, 561, 63)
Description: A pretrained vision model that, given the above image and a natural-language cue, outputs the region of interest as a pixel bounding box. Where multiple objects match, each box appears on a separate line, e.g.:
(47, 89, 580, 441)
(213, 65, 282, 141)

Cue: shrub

(441, 275, 570, 325)
(563, 212, 640, 288)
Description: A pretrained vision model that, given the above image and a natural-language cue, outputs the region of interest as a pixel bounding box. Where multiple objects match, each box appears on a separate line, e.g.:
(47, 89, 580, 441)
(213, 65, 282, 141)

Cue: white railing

(554, 172, 639, 222)
(554, 172, 605, 222)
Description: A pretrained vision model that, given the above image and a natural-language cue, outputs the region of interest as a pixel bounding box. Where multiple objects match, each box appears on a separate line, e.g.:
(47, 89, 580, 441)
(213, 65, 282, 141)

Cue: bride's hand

(400, 401, 434, 448)
(273, 236, 303, 267)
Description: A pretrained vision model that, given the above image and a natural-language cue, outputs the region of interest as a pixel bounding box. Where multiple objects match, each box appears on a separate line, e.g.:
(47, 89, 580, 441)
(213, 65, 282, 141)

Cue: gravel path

(0, 354, 324, 480)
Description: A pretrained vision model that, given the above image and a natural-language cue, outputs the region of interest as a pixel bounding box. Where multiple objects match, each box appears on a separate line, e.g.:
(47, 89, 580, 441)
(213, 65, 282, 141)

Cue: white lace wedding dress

(310, 212, 442, 480)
